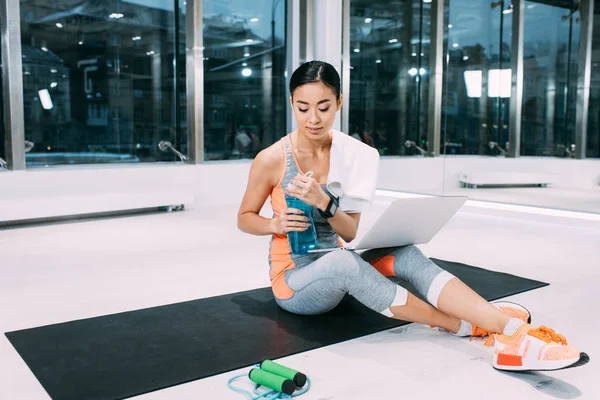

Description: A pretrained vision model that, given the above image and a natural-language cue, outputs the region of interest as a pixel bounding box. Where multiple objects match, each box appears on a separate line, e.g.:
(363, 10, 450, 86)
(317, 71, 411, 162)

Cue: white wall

(377, 156, 600, 193)
(0, 164, 195, 223)
(1, 155, 598, 224)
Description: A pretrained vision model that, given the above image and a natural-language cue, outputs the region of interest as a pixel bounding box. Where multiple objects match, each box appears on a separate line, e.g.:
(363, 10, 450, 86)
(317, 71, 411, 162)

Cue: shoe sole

(492, 300, 532, 324)
(493, 352, 590, 372)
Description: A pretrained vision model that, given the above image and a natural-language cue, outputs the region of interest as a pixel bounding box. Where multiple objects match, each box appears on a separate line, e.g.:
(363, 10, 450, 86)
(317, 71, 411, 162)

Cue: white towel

(327, 130, 380, 213)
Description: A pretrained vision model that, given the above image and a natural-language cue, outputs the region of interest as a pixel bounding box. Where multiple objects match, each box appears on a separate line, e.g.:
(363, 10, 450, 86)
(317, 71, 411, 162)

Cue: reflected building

(17, 0, 286, 164)
(3, 0, 599, 165)
(203, 13, 286, 160)
(20, 0, 185, 164)
(348, 0, 597, 159)
(348, 0, 436, 156)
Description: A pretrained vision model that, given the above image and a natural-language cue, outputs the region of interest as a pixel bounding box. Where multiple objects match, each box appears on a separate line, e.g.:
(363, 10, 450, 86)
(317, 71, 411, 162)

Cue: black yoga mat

(6, 259, 548, 400)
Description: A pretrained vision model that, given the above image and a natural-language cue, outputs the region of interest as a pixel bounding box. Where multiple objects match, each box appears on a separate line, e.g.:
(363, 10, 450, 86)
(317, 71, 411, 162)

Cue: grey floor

(1, 196, 599, 400)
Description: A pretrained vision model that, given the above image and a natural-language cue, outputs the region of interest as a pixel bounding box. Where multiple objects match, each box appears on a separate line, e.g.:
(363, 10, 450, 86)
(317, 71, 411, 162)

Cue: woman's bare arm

(237, 147, 280, 236)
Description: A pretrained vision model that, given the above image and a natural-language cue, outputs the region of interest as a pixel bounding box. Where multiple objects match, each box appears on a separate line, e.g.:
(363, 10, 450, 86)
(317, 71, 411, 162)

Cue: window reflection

(587, 9, 600, 158)
(348, 0, 432, 156)
(521, 1, 580, 157)
(0, 51, 5, 169)
(444, 0, 512, 156)
(20, 0, 187, 166)
(202, 0, 286, 161)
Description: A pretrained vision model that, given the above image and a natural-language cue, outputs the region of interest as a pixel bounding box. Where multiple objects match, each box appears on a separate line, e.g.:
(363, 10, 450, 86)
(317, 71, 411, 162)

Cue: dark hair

(289, 61, 341, 100)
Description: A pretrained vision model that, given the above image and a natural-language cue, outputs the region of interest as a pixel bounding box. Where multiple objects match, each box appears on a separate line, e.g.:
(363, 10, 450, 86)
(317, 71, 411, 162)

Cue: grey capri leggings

(275, 245, 455, 317)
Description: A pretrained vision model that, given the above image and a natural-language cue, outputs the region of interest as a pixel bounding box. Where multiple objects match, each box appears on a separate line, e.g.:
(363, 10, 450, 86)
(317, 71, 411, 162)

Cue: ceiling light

(389, 38, 398, 43)
(364, 18, 372, 23)
(56, 23, 63, 28)
(250, 18, 259, 22)
(109, 13, 124, 19)
(39, 89, 54, 110)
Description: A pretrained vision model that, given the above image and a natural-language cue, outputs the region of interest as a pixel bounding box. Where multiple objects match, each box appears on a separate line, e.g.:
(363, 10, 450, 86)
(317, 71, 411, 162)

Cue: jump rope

(227, 360, 311, 399)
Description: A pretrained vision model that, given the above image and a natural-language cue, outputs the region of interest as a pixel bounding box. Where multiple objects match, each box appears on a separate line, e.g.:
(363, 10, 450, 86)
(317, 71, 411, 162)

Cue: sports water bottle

(285, 171, 317, 254)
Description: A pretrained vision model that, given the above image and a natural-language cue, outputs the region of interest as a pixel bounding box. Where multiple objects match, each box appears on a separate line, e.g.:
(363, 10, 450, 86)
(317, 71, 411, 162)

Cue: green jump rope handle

(248, 368, 295, 395)
(260, 359, 307, 388)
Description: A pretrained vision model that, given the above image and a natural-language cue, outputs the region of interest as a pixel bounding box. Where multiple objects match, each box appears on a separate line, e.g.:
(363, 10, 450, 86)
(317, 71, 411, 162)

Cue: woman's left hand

(287, 174, 329, 209)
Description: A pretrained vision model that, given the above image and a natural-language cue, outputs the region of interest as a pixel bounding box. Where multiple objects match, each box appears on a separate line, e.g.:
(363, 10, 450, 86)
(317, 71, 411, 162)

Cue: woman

(237, 60, 588, 372)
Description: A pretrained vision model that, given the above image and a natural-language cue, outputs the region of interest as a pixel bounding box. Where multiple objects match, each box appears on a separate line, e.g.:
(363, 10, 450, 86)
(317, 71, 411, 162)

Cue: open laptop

(309, 196, 468, 252)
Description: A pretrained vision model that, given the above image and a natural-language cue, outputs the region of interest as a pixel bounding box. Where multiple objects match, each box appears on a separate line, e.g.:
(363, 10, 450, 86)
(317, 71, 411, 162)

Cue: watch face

(329, 201, 338, 216)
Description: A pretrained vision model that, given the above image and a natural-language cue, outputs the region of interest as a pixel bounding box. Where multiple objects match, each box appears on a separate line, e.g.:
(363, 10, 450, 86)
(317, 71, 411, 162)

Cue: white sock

(503, 317, 525, 336)
(380, 286, 408, 317)
(451, 319, 473, 337)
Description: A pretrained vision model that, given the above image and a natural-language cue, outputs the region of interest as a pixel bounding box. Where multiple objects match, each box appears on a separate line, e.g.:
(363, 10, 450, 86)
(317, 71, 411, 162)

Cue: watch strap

(319, 193, 339, 219)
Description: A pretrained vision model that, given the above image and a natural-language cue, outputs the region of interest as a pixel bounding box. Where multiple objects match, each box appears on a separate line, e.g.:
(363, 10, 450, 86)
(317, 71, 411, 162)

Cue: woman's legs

(390, 292, 461, 333)
(276, 247, 587, 372)
(436, 278, 510, 334)
(277, 249, 462, 334)
(361, 246, 511, 334)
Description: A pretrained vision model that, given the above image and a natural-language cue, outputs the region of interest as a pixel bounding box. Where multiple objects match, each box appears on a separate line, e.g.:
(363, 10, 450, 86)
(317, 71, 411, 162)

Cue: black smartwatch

(319, 194, 339, 219)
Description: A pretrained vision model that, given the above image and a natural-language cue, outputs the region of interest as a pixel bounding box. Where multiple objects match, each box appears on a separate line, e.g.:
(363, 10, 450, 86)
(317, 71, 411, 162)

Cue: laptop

(309, 196, 468, 252)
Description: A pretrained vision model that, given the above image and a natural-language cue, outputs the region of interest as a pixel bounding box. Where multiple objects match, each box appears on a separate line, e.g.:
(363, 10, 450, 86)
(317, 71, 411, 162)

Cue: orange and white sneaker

(470, 301, 532, 337)
(484, 323, 590, 371)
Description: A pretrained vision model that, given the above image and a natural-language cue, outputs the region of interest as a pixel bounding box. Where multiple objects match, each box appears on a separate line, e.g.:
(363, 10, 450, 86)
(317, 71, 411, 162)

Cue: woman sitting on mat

(237, 60, 588, 372)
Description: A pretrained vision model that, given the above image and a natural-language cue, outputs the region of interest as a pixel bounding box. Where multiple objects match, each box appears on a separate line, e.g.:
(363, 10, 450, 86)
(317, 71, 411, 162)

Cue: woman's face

(290, 81, 342, 140)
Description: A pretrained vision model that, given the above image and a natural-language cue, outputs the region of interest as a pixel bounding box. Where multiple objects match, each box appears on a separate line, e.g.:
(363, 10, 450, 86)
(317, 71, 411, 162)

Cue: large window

(587, 8, 600, 158)
(444, 0, 513, 156)
(521, 2, 580, 157)
(202, 0, 287, 161)
(20, 0, 187, 167)
(348, 0, 433, 156)
(0, 49, 5, 169)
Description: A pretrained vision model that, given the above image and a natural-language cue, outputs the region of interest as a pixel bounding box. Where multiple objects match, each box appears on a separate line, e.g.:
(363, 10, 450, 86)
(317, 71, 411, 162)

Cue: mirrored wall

(588, 7, 600, 158)
(202, 0, 287, 161)
(0, 48, 5, 170)
(18, 0, 188, 166)
(444, 0, 513, 156)
(439, 0, 599, 214)
(348, 0, 433, 157)
(347, 0, 447, 197)
(2, 0, 599, 214)
(521, 1, 580, 157)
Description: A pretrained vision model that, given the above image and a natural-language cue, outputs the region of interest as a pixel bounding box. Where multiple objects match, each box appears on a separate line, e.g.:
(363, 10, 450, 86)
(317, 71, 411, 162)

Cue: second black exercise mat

(5, 259, 548, 400)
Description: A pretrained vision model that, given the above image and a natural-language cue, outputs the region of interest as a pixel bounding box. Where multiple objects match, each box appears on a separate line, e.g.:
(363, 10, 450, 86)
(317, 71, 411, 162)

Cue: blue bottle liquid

(285, 194, 317, 255)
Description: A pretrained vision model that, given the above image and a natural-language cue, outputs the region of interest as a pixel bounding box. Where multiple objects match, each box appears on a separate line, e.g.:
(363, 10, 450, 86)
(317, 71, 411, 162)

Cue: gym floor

(1, 195, 598, 399)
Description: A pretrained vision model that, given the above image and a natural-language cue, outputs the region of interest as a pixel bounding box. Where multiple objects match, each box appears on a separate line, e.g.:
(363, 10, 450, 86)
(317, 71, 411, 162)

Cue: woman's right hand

(271, 208, 310, 235)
